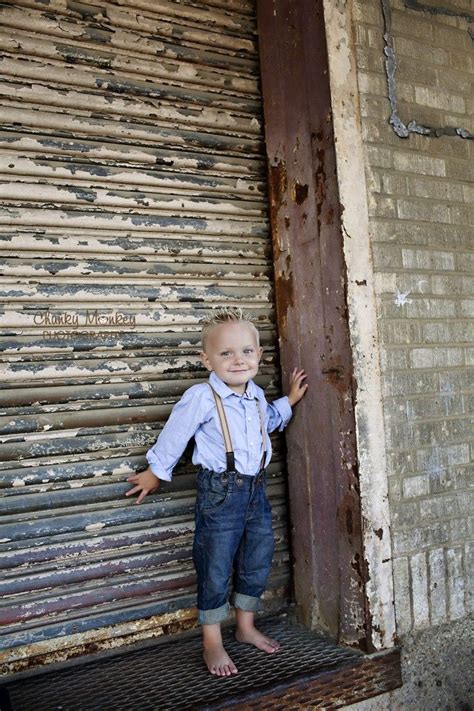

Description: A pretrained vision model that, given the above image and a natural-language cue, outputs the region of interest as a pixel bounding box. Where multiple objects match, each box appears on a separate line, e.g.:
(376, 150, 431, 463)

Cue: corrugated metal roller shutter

(0, 0, 291, 668)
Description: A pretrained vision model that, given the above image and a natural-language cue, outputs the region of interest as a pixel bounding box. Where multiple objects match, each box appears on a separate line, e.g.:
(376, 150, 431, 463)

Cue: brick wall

(352, 0, 472, 635)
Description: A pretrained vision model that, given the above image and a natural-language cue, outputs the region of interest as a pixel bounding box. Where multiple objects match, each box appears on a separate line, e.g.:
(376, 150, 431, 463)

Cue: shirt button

(247, 417, 252, 421)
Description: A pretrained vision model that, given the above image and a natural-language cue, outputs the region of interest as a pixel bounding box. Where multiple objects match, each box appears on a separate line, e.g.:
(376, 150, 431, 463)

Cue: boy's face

(201, 321, 263, 394)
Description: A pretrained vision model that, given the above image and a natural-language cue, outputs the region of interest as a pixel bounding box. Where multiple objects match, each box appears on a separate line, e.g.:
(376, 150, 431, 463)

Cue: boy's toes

(235, 628, 280, 654)
(204, 647, 238, 676)
(266, 636, 280, 651)
(215, 663, 237, 677)
(261, 638, 279, 653)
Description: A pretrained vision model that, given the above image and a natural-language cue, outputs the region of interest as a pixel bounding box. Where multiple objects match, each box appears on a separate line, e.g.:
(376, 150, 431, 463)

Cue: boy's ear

(257, 346, 263, 362)
(200, 351, 212, 371)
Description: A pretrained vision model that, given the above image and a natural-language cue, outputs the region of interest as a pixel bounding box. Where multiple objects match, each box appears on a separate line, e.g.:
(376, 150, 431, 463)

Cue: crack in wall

(381, 0, 473, 140)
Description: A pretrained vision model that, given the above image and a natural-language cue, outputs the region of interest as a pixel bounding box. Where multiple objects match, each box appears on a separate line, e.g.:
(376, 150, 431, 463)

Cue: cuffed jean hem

(232, 592, 261, 613)
(198, 602, 230, 625)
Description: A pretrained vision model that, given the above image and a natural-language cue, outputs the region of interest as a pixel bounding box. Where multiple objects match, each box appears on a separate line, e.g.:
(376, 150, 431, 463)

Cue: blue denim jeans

(192, 468, 274, 625)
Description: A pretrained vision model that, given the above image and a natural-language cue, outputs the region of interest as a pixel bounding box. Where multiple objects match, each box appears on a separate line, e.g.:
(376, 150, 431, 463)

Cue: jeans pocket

(198, 472, 229, 512)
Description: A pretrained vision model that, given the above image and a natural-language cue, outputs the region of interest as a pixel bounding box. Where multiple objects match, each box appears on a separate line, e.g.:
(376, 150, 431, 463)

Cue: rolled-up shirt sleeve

(146, 386, 210, 482)
(266, 396, 292, 433)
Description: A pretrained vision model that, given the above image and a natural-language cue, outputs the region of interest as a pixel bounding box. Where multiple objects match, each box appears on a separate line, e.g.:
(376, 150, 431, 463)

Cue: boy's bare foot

(235, 626, 280, 653)
(203, 642, 238, 676)
(235, 609, 280, 653)
(202, 622, 238, 676)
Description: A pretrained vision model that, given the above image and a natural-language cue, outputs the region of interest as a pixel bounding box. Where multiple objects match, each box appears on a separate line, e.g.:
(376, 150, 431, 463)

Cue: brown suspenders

(209, 385, 267, 473)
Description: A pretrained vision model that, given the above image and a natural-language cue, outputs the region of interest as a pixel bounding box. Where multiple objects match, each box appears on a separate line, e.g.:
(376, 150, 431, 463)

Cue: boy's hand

(126, 467, 160, 504)
(287, 367, 308, 406)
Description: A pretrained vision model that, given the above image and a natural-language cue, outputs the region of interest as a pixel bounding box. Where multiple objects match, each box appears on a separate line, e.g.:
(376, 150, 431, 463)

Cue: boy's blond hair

(201, 307, 259, 351)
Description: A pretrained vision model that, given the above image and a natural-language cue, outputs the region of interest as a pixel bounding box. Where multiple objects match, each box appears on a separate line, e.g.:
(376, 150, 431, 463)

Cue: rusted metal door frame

(257, 0, 372, 649)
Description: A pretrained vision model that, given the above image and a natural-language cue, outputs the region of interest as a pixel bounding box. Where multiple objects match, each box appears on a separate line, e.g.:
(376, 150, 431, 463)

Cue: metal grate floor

(1, 617, 401, 711)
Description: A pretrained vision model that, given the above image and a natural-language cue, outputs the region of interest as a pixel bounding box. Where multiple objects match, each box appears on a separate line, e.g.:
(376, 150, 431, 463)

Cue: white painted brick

(465, 347, 474, 366)
(433, 23, 471, 52)
(410, 552, 430, 629)
(397, 199, 451, 224)
(414, 86, 465, 113)
(368, 194, 397, 218)
(384, 372, 438, 398)
(450, 517, 470, 545)
(393, 37, 449, 65)
(431, 275, 474, 296)
(391, 8, 434, 40)
(393, 500, 420, 527)
(446, 548, 465, 620)
(450, 205, 470, 226)
(417, 448, 468, 477)
(423, 321, 472, 343)
(408, 175, 464, 202)
(420, 494, 461, 522)
(405, 298, 456, 319)
(402, 474, 430, 499)
(366, 145, 392, 168)
(358, 71, 388, 96)
(373, 272, 397, 293)
(428, 548, 447, 625)
(354, 4, 472, 640)
(406, 394, 464, 419)
(380, 348, 409, 371)
(393, 522, 451, 556)
(381, 173, 408, 195)
(465, 542, 473, 613)
(388, 475, 402, 502)
(460, 299, 474, 317)
(446, 444, 470, 466)
(401, 249, 455, 271)
(455, 251, 474, 273)
(393, 152, 446, 176)
(393, 556, 412, 635)
(410, 347, 463, 369)
(462, 184, 474, 203)
(380, 321, 423, 347)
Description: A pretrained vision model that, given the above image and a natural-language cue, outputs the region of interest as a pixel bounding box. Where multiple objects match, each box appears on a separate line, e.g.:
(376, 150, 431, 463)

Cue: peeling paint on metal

(0, 0, 292, 671)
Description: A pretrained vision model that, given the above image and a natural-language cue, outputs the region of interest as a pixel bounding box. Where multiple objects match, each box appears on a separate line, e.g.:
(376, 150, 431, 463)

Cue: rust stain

(291, 180, 308, 205)
(269, 160, 288, 211)
(274, 268, 294, 340)
(321, 365, 345, 391)
(220, 649, 402, 709)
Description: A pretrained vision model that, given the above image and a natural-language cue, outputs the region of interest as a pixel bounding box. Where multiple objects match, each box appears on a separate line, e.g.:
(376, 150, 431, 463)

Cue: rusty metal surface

(0, 0, 292, 667)
(1, 618, 401, 710)
(257, 0, 370, 647)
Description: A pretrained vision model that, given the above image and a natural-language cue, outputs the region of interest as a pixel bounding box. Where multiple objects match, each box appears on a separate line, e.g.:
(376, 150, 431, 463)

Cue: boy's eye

(244, 349, 254, 354)
(220, 351, 231, 356)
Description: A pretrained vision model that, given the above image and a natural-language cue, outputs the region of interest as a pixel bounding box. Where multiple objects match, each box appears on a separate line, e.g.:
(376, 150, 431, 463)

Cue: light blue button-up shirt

(146, 371, 292, 481)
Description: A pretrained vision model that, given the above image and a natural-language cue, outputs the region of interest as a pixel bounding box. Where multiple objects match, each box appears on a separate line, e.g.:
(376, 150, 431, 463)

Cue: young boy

(126, 308, 307, 677)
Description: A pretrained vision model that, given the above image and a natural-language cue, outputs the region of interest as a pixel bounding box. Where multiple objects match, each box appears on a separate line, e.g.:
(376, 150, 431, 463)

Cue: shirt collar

(209, 371, 257, 400)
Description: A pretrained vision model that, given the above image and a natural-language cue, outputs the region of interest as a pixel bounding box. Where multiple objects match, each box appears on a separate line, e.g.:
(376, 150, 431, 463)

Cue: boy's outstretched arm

(126, 467, 160, 505)
(287, 367, 308, 406)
